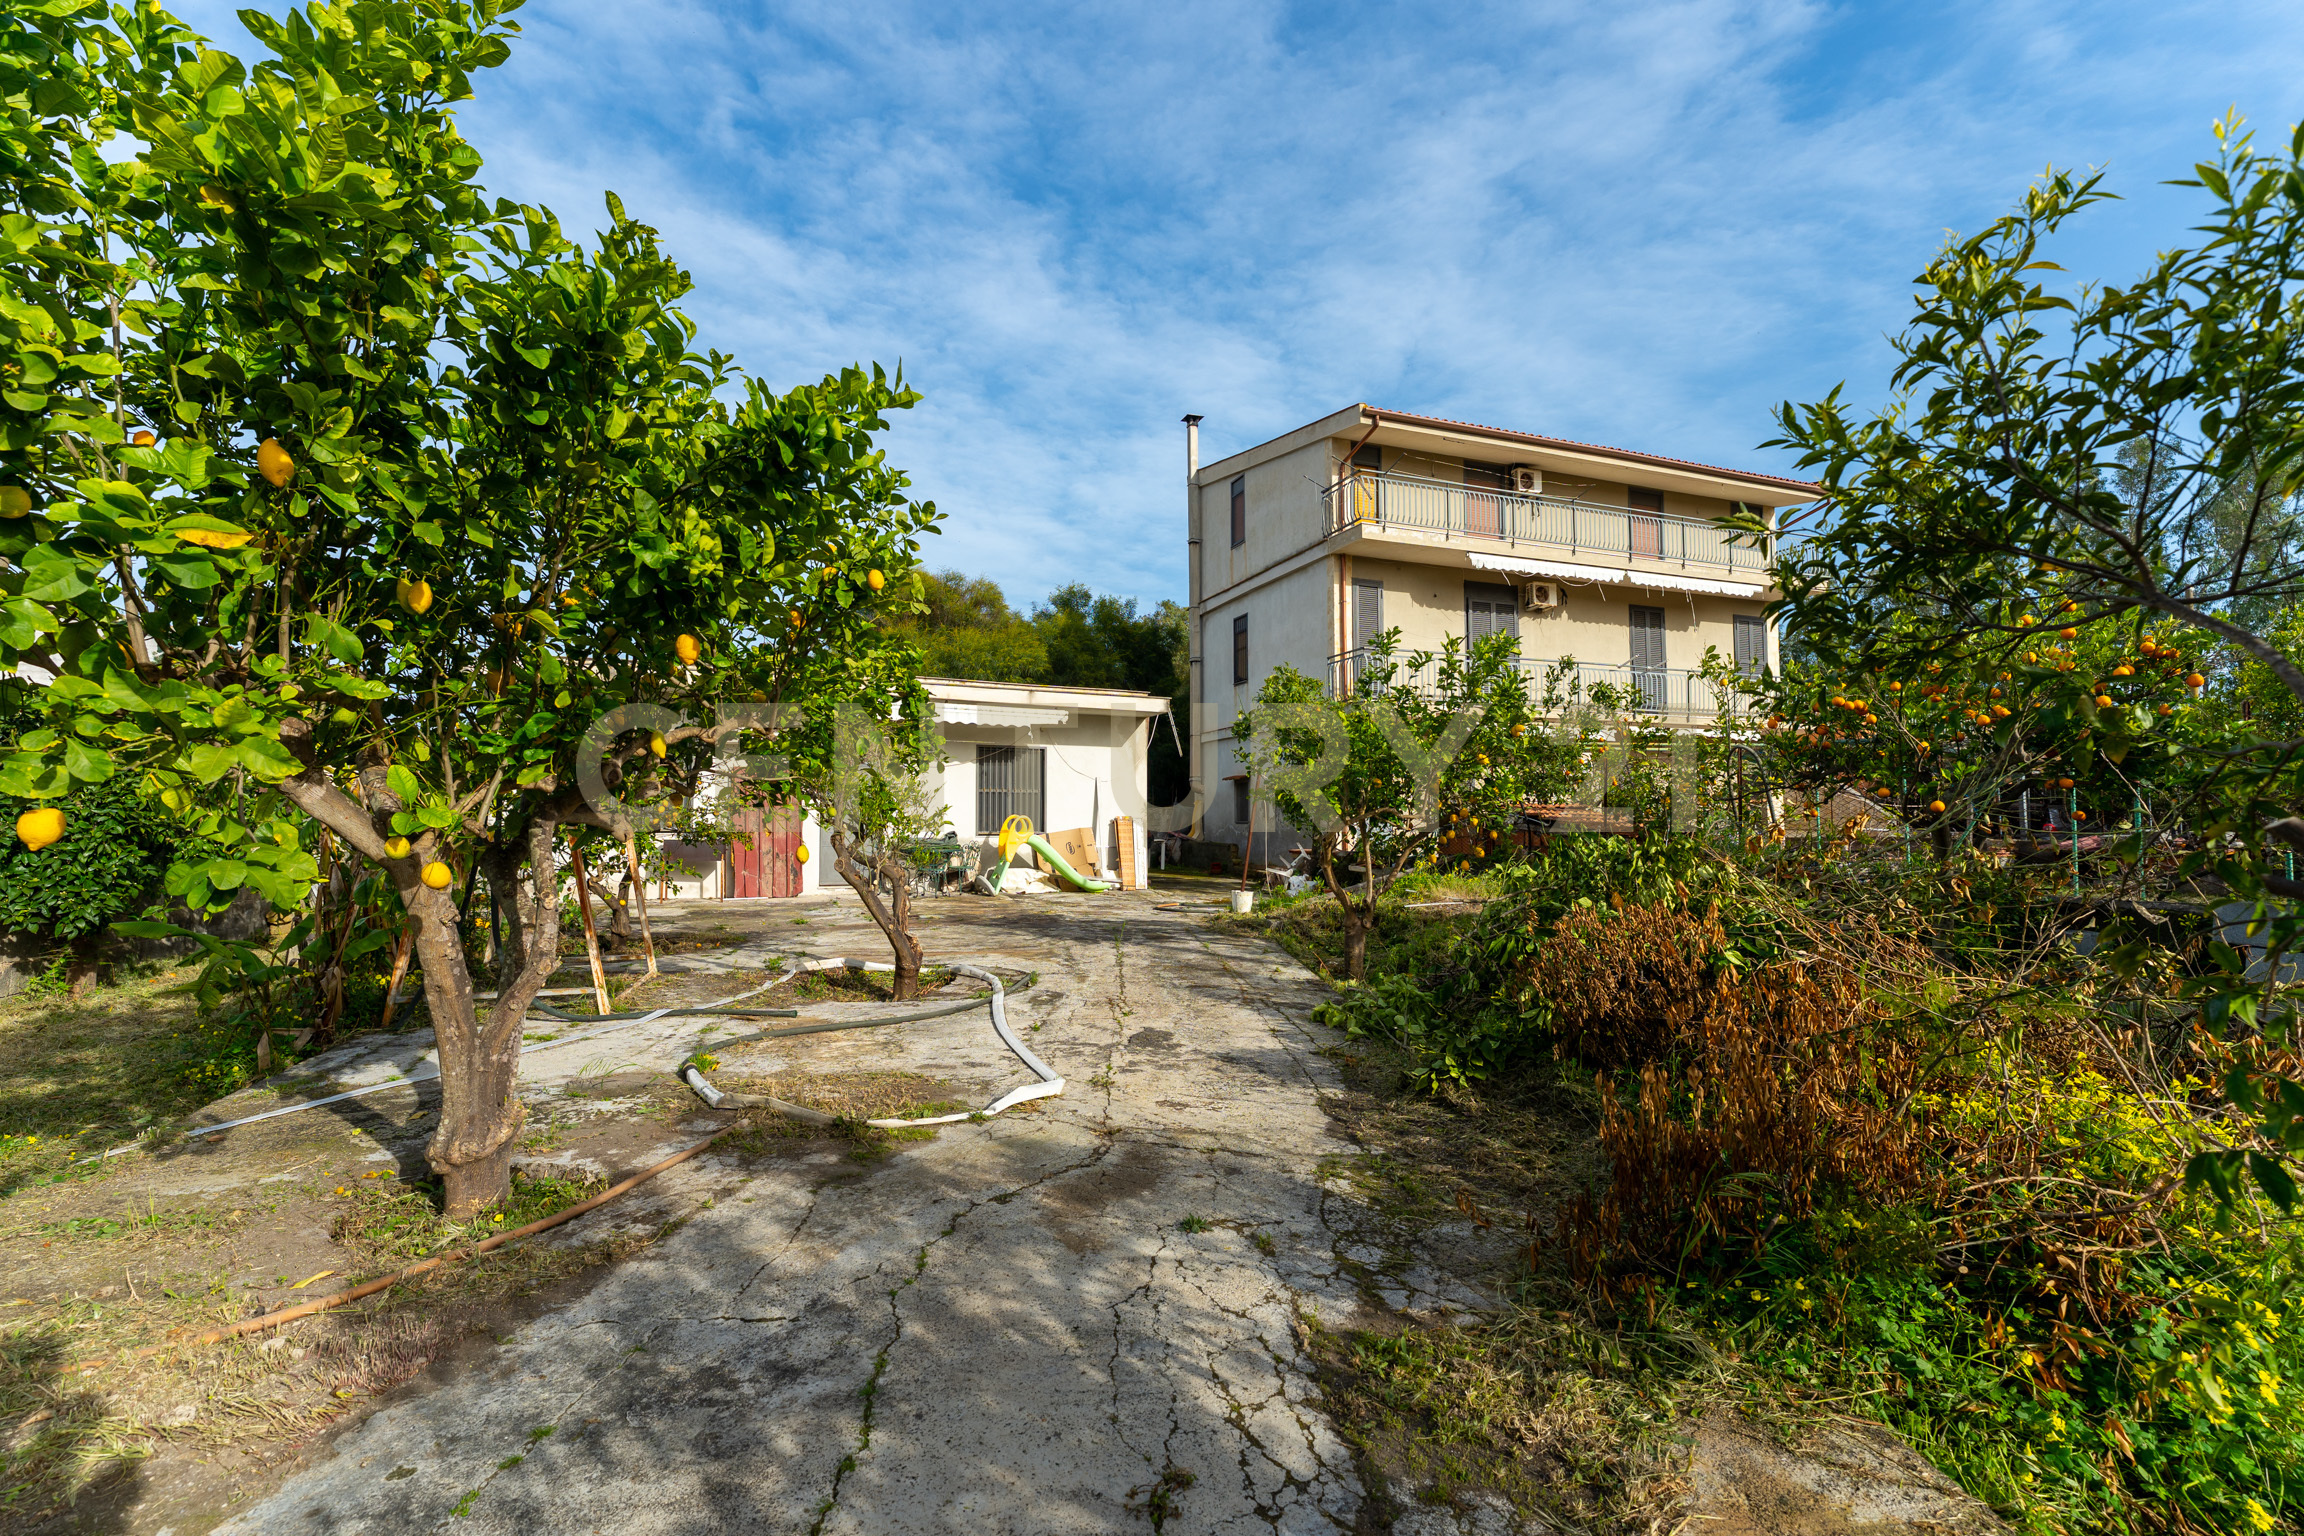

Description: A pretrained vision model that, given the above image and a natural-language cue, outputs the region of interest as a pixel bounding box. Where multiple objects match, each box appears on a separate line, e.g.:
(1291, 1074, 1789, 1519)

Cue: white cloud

(163, 0, 2304, 609)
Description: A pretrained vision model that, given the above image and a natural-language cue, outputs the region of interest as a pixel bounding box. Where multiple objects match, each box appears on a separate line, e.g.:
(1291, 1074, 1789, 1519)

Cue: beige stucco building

(1183, 404, 1816, 838)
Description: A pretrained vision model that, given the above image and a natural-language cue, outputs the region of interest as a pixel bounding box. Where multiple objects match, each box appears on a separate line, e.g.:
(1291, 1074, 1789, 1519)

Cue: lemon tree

(0, 2, 934, 1214)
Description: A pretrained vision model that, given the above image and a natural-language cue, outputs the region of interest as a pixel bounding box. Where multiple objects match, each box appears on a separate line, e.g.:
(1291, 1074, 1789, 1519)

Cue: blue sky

(175, 1, 2304, 611)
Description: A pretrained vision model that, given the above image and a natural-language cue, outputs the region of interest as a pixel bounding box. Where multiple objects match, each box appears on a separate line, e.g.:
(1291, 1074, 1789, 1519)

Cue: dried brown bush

(1541, 905, 1943, 1290)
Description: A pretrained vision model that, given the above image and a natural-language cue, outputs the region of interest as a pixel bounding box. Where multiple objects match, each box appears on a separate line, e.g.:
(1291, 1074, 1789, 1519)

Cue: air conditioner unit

(1521, 581, 1561, 611)
(1510, 466, 1543, 495)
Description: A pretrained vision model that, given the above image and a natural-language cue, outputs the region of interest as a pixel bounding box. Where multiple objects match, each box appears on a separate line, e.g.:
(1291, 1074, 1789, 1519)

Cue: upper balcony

(1320, 469, 1771, 581)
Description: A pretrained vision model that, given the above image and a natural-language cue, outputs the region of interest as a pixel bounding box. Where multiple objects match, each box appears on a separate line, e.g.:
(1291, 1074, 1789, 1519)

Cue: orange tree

(0, 3, 934, 1213)
(1757, 610, 2216, 858)
(1747, 118, 2304, 1211)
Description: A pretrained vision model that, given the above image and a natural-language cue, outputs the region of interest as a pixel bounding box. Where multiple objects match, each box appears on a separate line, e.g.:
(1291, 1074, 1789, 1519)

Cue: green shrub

(0, 773, 183, 946)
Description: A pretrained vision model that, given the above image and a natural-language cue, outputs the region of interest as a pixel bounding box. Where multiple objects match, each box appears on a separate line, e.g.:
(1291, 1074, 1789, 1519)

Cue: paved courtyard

(215, 892, 1466, 1535)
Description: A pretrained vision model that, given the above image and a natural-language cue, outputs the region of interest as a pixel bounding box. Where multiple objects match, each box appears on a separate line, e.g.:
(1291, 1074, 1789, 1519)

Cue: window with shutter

(1352, 580, 1383, 651)
(1629, 606, 1666, 710)
(1464, 582, 1520, 646)
(1734, 614, 1766, 675)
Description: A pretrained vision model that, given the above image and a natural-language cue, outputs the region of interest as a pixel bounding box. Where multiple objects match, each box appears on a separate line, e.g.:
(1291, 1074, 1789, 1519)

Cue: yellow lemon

(867, 568, 885, 591)
(649, 732, 667, 759)
(384, 836, 411, 860)
(674, 633, 702, 665)
(794, 843, 810, 865)
(397, 577, 433, 614)
(420, 860, 453, 890)
(257, 438, 295, 488)
(0, 486, 28, 518)
(15, 807, 64, 852)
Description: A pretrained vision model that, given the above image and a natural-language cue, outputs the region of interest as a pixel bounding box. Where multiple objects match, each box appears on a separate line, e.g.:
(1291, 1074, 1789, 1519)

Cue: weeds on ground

(1304, 831, 2304, 1534)
(711, 1070, 968, 1158)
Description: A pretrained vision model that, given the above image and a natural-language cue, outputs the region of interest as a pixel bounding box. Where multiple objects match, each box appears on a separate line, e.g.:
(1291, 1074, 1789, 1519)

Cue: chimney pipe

(1183, 414, 1205, 836)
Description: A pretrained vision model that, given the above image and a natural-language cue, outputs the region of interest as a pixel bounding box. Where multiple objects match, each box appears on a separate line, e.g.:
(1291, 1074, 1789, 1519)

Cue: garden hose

(181, 972, 793, 1141)
(679, 957, 1063, 1128)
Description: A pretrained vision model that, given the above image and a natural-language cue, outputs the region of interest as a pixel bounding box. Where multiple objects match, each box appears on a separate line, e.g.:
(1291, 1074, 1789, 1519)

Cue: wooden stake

(569, 835, 611, 1015)
(626, 829, 658, 978)
(375, 921, 417, 1031)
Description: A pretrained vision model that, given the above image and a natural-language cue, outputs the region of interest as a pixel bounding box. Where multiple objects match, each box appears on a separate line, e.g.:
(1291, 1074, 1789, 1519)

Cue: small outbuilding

(654, 677, 1169, 900)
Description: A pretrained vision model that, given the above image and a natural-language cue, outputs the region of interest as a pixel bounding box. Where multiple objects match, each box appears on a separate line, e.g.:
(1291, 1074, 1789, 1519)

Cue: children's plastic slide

(991, 815, 1111, 894)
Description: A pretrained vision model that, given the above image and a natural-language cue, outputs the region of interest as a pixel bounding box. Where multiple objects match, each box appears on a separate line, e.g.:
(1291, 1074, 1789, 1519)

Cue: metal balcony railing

(1328, 650, 1751, 720)
(1322, 469, 1770, 577)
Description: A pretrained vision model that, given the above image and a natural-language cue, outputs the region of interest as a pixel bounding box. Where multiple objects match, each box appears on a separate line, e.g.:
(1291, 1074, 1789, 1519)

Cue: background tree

(890, 571, 1191, 804)
(0, 2, 934, 1215)
(1236, 633, 1586, 980)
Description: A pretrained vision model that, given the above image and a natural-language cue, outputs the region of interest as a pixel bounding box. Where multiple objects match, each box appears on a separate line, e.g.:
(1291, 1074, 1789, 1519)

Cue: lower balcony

(1327, 649, 1751, 721)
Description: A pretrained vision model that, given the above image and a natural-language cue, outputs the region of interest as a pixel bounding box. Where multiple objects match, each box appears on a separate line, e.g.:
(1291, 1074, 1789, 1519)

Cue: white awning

(1466, 551, 1765, 599)
(934, 703, 1071, 727)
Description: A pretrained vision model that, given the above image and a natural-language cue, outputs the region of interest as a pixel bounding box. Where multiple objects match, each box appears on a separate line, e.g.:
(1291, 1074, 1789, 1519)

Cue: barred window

(975, 745, 1045, 836)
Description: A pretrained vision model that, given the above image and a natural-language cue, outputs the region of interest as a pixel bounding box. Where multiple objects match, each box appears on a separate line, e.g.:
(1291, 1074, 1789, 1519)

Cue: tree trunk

(484, 844, 529, 988)
(828, 826, 923, 1000)
(65, 931, 102, 998)
(1340, 906, 1371, 982)
(421, 817, 559, 1216)
(280, 754, 561, 1218)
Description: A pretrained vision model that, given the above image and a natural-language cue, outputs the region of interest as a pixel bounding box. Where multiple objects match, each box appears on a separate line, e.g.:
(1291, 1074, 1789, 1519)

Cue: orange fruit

(257, 438, 295, 487)
(15, 807, 64, 851)
(674, 634, 702, 665)
(420, 861, 453, 890)
(2056, 777, 2074, 789)
(2058, 627, 2077, 640)
(396, 577, 433, 614)
(130, 430, 155, 446)
(2094, 695, 2113, 708)
(2186, 673, 2204, 688)
(1928, 800, 1947, 813)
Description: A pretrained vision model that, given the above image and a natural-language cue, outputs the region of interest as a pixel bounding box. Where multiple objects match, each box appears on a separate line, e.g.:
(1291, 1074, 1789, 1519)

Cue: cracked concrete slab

(212, 896, 1383, 1534)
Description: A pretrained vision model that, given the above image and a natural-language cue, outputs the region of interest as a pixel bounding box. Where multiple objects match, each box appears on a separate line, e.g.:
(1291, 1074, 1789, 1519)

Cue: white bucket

(1230, 890, 1254, 915)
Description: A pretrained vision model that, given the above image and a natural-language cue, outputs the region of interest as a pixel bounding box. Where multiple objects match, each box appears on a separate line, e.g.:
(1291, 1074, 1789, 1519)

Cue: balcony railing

(1322, 469, 1770, 577)
(1329, 649, 1751, 720)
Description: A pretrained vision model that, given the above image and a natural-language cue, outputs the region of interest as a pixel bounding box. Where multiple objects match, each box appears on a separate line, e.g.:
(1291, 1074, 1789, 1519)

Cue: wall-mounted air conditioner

(1510, 466, 1543, 495)
(1522, 581, 1561, 611)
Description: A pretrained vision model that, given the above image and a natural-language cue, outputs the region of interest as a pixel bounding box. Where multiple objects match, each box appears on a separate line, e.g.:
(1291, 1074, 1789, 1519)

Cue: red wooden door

(765, 803, 803, 898)
(727, 808, 765, 898)
(727, 804, 804, 898)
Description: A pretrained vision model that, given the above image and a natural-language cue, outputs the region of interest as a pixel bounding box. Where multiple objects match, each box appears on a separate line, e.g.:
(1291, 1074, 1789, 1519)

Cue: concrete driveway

(214, 894, 1457, 1535)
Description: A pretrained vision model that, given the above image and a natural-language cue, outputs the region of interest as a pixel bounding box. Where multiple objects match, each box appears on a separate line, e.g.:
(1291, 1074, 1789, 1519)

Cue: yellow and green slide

(991, 815, 1111, 893)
